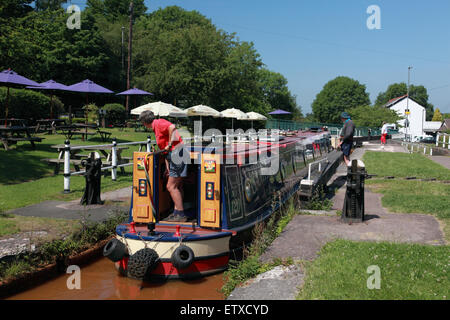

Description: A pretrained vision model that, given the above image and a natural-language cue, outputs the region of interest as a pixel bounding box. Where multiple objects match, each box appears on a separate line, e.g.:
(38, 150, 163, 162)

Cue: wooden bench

(41, 158, 83, 174)
(1, 137, 44, 150)
(97, 130, 112, 142)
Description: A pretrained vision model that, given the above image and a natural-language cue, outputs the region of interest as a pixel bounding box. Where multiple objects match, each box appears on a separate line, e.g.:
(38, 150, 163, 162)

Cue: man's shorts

(341, 142, 352, 157)
(166, 145, 188, 178)
(381, 133, 387, 144)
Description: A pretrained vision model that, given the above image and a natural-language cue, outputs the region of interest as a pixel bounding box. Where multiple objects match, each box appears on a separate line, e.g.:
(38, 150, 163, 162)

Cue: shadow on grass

(0, 148, 53, 185)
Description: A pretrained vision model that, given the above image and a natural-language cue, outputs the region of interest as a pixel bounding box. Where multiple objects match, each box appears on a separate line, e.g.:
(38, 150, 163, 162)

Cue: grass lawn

(363, 151, 450, 242)
(296, 151, 449, 299)
(0, 213, 78, 239)
(362, 151, 450, 180)
(297, 239, 449, 300)
(0, 127, 155, 237)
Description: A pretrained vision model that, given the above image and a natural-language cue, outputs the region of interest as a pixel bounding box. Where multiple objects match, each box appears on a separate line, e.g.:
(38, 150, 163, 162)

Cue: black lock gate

(341, 159, 366, 223)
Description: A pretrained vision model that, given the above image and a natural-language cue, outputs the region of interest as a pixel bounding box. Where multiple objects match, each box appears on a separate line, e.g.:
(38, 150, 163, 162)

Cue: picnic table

(44, 144, 130, 175)
(56, 124, 112, 142)
(0, 125, 44, 150)
(35, 119, 66, 134)
(0, 119, 27, 127)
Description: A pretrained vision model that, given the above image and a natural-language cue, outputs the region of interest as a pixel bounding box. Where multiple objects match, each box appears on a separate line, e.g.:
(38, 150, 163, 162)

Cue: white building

(384, 95, 432, 141)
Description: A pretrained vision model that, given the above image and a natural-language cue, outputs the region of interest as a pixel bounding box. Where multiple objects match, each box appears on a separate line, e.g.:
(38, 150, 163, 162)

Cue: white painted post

(436, 133, 439, 147)
(63, 140, 71, 193)
(430, 147, 433, 156)
(146, 136, 152, 152)
(318, 162, 322, 172)
(111, 138, 117, 181)
(308, 163, 311, 180)
(424, 147, 426, 154)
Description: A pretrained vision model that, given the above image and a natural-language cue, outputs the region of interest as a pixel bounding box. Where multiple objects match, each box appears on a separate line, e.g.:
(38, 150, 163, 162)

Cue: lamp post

(406, 66, 412, 141)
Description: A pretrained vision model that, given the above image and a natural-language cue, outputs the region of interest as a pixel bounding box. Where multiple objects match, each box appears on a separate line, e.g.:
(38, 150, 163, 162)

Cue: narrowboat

(103, 129, 338, 280)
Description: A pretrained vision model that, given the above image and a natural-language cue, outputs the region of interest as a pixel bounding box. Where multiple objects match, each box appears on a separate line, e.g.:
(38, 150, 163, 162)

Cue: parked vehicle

(418, 136, 436, 144)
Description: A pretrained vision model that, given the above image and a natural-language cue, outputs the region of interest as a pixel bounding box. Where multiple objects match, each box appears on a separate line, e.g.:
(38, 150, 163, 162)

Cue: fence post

(146, 136, 152, 152)
(111, 137, 117, 181)
(436, 133, 439, 147)
(63, 140, 71, 194)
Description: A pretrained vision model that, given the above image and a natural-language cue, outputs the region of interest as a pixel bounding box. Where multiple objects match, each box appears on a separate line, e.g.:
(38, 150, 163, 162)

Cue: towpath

(228, 140, 446, 300)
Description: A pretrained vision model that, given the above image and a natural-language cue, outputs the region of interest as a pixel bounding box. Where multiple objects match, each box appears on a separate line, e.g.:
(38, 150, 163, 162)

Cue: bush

(82, 103, 99, 124)
(0, 87, 64, 121)
(103, 103, 126, 125)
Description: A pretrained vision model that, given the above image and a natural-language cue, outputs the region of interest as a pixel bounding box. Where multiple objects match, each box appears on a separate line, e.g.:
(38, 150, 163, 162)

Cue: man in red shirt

(139, 110, 189, 222)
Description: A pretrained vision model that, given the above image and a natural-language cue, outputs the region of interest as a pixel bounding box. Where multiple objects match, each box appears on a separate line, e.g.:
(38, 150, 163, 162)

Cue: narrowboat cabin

(103, 129, 336, 280)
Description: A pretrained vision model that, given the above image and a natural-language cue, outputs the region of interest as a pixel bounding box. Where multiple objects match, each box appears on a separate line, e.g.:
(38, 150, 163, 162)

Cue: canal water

(7, 258, 225, 300)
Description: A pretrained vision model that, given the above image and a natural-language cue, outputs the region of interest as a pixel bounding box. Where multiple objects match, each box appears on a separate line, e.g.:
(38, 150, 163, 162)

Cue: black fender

(127, 248, 159, 280)
(103, 238, 128, 262)
(171, 245, 195, 270)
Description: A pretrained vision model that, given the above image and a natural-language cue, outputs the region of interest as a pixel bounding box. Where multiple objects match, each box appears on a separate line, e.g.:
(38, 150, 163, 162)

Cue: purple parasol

(1, 69, 43, 126)
(26, 79, 69, 91)
(0, 69, 42, 87)
(268, 109, 292, 130)
(26, 80, 70, 119)
(66, 79, 113, 140)
(66, 79, 113, 94)
(116, 87, 153, 96)
(116, 87, 153, 111)
(268, 109, 292, 115)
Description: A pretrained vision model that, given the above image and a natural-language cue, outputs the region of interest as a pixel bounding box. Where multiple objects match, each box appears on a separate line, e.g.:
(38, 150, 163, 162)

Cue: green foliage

(0, 210, 128, 281)
(221, 199, 297, 297)
(103, 103, 126, 124)
(1, 4, 299, 121)
(258, 68, 302, 118)
(348, 105, 402, 128)
(87, 0, 147, 20)
(375, 83, 435, 120)
(312, 76, 370, 123)
(303, 187, 332, 211)
(82, 103, 99, 123)
(432, 108, 443, 122)
(0, 87, 64, 120)
(297, 240, 449, 300)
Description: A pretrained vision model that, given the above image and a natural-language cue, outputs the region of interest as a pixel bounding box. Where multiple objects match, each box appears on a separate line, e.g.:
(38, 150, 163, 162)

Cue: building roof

(423, 121, 443, 131)
(383, 95, 423, 109)
(438, 119, 450, 132)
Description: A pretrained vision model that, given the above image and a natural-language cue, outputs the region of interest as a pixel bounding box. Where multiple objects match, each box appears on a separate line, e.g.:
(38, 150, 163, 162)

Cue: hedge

(102, 103, 126, 125)
(0, 87, 64, 121)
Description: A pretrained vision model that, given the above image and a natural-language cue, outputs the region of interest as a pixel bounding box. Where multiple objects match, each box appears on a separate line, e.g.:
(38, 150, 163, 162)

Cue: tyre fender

(171, 245, 195, 270)
(103, 238, 128, 262)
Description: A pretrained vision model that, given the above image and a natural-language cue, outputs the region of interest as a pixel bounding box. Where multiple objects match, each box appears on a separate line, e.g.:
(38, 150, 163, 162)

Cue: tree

(432, 108, 443, 122)
(348, 105, 402, 128)
(312, 76, 370, 123)
(132, 6, 268, 116)
(87, 0, 147, 21)
(258, 68, 302, 118)
(34, 0, 67, 11)
(375, 83, 434, 120)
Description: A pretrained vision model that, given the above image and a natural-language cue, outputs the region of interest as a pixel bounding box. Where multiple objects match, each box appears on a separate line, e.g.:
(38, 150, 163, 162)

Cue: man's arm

(165, 124, 177, 150)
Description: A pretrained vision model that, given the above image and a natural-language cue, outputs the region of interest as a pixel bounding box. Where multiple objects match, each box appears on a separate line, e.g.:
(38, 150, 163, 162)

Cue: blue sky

(66, 0, 450, 114)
